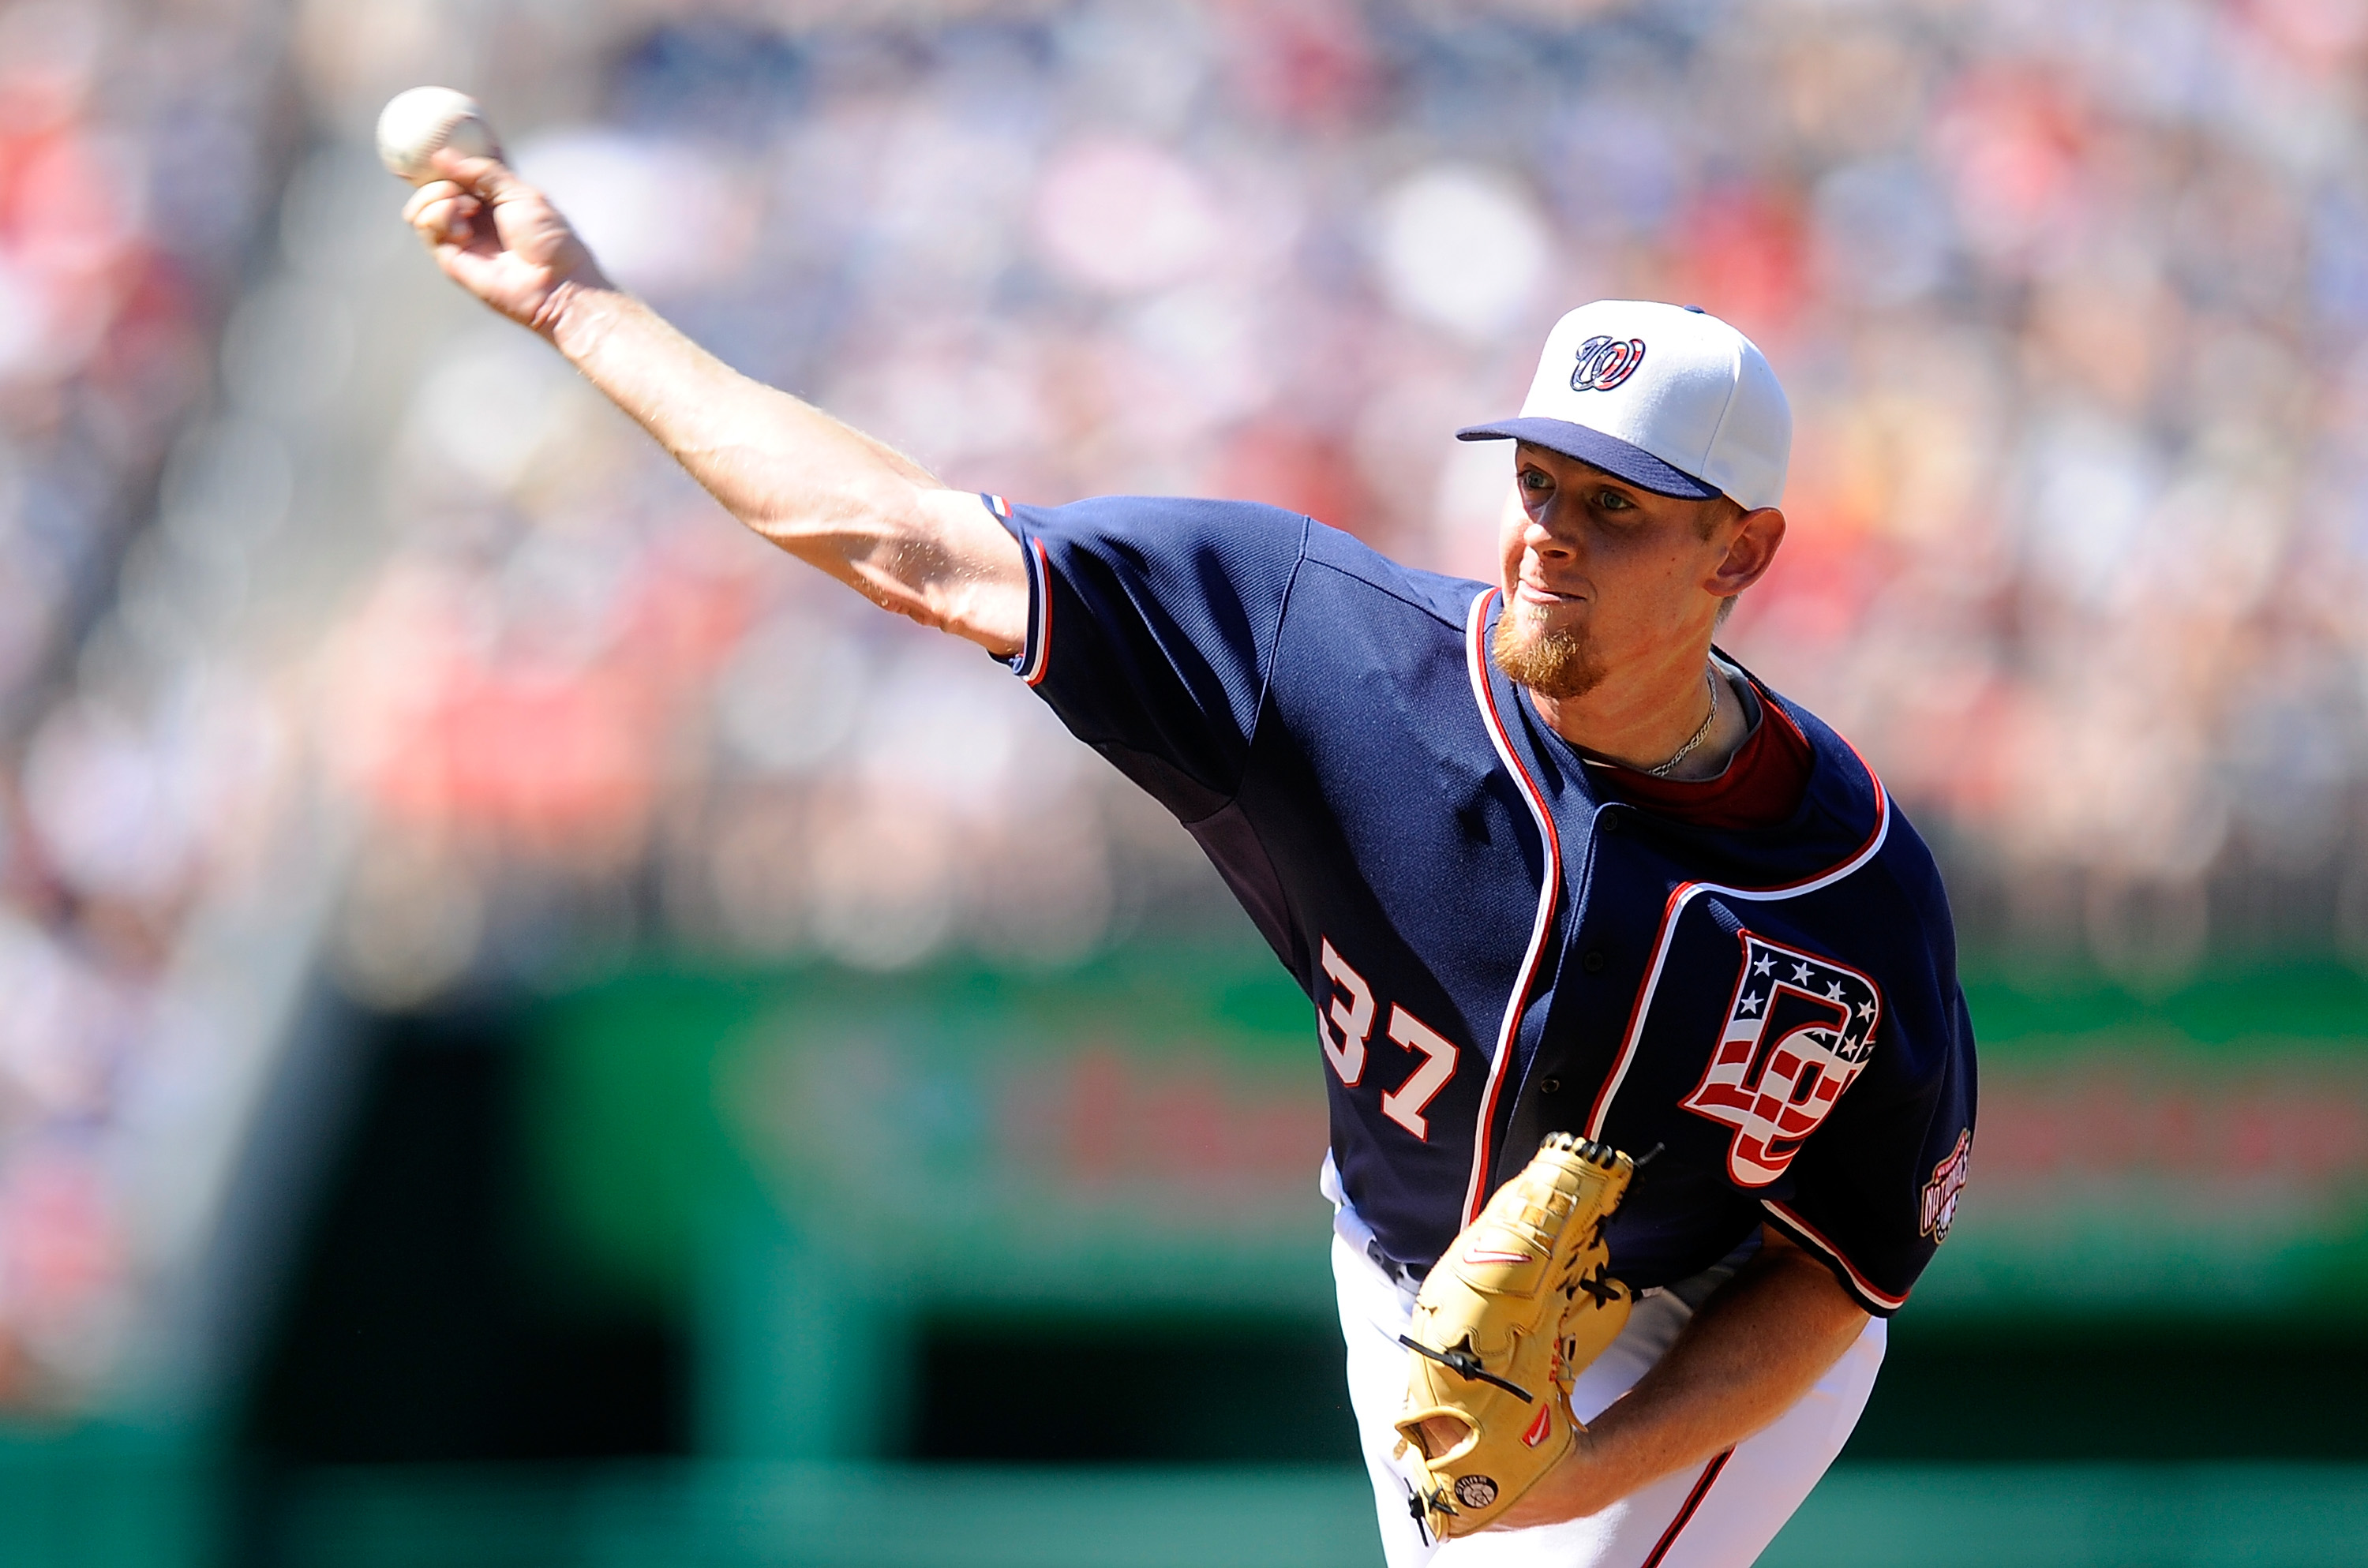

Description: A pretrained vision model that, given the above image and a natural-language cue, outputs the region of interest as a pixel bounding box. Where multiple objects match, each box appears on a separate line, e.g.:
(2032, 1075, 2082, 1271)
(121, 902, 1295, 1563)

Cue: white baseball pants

(1330, 1205, 1886, 1568)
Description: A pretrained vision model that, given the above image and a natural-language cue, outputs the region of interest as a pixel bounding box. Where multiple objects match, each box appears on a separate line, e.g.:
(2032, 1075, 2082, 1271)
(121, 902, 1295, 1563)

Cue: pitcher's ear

(1710, 507, 1785, 597)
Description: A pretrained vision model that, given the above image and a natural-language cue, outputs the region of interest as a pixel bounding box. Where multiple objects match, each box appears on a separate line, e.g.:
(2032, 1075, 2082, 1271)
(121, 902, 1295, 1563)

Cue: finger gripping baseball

(377, 87, 502, 185)
(1392, 1132, 1635, 1539)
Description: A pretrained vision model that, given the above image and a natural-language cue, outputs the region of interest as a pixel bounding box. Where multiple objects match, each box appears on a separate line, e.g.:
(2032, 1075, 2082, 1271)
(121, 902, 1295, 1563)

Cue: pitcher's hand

(402, 148, 610, 335)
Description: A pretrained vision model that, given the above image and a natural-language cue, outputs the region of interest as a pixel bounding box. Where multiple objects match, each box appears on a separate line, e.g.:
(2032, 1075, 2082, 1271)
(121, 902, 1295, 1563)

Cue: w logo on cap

(1569, 335, 1646, 392)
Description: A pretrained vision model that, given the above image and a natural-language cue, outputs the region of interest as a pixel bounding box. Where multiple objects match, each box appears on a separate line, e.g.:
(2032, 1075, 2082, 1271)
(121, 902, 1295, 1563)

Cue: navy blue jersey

(984, 492, 1976, 1315)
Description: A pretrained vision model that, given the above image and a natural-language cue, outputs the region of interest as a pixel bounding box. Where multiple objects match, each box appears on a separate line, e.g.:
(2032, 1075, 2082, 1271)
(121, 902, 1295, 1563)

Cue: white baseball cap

(1457, 300, 1791, 512)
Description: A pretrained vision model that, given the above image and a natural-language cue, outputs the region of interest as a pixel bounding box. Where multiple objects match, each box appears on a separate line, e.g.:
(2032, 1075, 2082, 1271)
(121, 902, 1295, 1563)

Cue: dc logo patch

(1920, 1128, 1971, 1241)
(1570, 335, 1646, 392)
(1680, 931, 1883, 1187)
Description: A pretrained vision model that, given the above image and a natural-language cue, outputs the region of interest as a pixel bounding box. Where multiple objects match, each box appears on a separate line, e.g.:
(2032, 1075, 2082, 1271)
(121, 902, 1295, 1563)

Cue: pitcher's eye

(1598, 489, 1634, 511)
(1519, 467, 1551, 493)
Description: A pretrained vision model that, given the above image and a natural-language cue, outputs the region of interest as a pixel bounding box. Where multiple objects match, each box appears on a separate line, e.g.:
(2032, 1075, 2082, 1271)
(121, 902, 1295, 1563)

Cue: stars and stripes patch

(1680, 931, 1883, 1187)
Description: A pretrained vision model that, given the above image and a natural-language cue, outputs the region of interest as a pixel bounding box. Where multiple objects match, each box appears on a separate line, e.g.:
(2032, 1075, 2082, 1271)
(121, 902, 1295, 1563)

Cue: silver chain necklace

(1643, 670, 1719, 778)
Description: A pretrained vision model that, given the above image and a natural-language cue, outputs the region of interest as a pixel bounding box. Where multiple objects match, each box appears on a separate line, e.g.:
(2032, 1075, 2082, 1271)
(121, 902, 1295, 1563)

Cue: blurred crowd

(321, 0, 2368, 994)
(0, 0, 289, 1407)
(11, 0, 2368, 1410)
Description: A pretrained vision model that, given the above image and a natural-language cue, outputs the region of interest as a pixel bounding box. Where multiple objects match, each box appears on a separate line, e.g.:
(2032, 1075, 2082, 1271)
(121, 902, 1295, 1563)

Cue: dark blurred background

(2, 1, 2366, 1565)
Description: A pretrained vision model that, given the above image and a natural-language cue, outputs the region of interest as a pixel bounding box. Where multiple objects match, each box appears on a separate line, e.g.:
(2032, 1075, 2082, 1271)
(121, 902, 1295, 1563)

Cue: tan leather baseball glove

(1393, 1132, 1635, 1540)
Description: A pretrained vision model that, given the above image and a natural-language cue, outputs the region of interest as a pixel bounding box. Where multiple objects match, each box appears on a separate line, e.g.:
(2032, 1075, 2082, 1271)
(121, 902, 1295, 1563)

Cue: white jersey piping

(1460, 587, 1562, 1225)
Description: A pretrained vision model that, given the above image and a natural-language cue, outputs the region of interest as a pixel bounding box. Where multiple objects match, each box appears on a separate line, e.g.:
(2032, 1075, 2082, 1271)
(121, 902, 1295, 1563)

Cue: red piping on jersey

(1583, 742, 1891, 1143)
(1761, 1199, 1909, 1312)
(1640, 1449, 1732, 1568)
(1461, 587, 1561, 1226)
(1020, 537, 1051, 687)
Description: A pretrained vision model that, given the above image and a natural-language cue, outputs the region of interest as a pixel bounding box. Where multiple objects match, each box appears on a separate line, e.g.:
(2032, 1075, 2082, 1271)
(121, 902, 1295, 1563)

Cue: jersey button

(1599, 812, 1623, 834)
(1538, 1076, 1563, 1095)
(1583, 949, 1606, 974)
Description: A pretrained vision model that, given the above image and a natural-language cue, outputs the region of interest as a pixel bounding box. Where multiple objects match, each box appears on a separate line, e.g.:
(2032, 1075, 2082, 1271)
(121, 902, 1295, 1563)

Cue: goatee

(1491, 603, 1606, 700)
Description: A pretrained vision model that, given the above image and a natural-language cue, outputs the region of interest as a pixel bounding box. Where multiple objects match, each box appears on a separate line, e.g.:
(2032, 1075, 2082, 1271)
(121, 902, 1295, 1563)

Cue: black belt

(1367, 1239, 1428, 1291)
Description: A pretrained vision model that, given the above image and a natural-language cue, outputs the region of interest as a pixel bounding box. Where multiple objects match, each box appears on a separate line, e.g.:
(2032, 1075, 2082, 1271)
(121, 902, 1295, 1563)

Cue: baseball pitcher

(399, 140, 1976, 1568)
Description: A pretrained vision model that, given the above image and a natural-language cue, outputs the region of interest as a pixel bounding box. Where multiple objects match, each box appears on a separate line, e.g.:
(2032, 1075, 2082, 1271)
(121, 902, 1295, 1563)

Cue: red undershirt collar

(1571, 666, 1815, 832)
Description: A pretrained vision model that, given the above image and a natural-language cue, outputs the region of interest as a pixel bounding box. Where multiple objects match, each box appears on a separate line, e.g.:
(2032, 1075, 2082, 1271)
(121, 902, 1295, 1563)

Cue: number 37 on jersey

(1315, 938, 1459, 1141)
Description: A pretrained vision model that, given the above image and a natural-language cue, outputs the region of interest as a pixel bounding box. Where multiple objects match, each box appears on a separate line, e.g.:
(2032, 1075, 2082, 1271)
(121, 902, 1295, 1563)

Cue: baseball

(376, 86, 500, 185)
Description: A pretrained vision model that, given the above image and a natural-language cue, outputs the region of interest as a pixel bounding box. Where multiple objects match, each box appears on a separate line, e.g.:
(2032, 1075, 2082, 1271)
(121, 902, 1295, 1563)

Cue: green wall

(523, 949, 2368, 1353)
(10, 949, 2368, 1568)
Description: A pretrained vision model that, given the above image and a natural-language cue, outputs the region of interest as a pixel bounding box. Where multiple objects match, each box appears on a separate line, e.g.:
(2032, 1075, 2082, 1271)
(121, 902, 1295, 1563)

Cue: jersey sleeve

(985, 492, 1309, 822)
(1759, 982, 1977, 1316)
